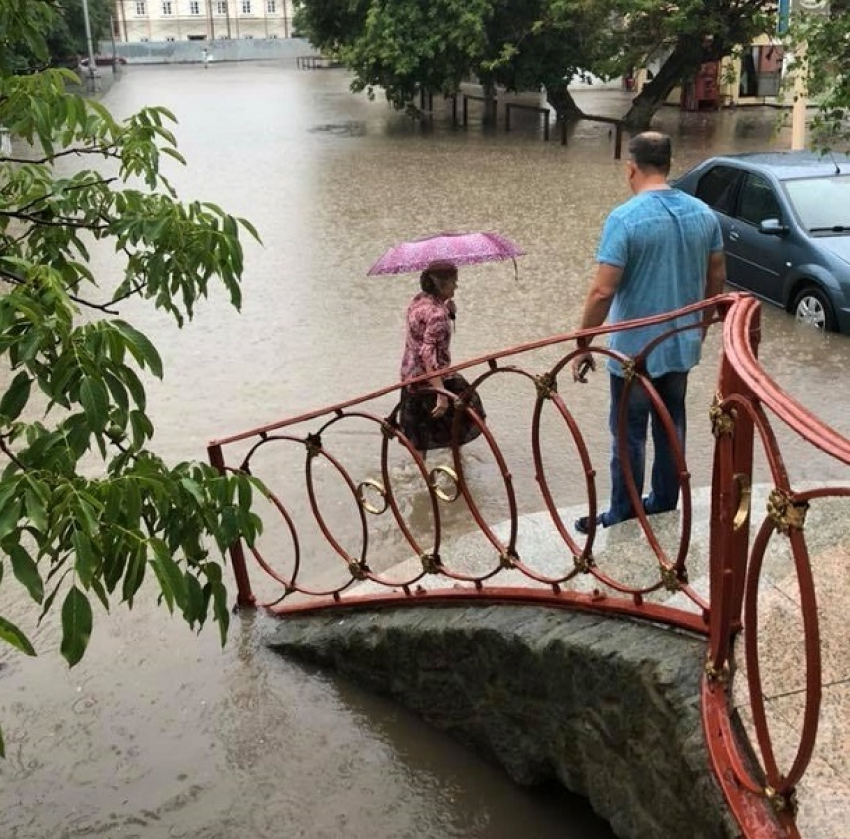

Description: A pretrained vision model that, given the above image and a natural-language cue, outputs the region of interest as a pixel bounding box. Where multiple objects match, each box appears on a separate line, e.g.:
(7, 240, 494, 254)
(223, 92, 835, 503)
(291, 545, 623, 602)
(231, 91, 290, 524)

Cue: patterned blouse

(399, 292, 453, 384)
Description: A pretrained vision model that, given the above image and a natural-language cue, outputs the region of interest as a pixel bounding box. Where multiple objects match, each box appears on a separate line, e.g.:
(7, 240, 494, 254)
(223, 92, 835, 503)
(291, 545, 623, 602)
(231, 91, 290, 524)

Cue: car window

(695, 166, 740, 214)
(737, 174, 782, 226)
(784, 175, 850, 230)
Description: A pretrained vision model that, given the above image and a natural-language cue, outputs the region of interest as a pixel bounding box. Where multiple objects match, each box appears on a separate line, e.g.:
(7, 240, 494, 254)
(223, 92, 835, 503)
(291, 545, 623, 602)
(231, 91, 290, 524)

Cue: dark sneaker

(574, 513, 610, 535)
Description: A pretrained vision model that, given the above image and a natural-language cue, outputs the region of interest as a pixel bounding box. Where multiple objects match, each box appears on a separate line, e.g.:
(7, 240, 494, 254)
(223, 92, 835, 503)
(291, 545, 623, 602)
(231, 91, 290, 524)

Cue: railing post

(462, 95, 469, 128)
(614, 122, 623, 159)
(726, 308, 759, 622)
(505, 103, 512, 132)
(707, 308, 758, 671)
(207, 442, 257, 609)
(543, 111, 550, 141)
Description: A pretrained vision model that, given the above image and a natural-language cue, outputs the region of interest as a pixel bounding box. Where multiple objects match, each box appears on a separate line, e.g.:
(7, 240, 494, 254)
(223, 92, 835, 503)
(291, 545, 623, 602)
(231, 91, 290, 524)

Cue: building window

(135, 0, 146, 14)
(241, 0, 251, 13)
(189, 0, 200, 13)
(266, 0, 276, 11)
(162, 0, 172, 15)
(215, 0, 226, 12)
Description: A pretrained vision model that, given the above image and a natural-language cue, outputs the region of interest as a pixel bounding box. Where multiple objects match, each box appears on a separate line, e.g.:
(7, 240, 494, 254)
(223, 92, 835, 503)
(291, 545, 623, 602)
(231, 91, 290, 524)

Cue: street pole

(80, 0, 98, 93)
(109, 14, 118, 74)
(790, 45, 808, 150)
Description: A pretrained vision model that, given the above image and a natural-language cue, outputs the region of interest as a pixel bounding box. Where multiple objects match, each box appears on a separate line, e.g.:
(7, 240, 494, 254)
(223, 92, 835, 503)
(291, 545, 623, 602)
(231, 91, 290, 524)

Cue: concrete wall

(268, 604, 757, 839)
(97, 36, 317, 64)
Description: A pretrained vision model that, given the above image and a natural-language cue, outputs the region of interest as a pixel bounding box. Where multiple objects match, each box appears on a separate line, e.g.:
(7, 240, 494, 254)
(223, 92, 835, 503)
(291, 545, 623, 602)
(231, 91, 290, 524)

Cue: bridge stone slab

(267, 605, 747, 839)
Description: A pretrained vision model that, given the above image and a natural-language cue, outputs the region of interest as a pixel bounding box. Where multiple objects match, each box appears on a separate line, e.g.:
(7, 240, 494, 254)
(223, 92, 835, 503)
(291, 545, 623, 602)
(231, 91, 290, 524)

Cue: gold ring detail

(356, 479, 388, 515)
(733, 473, 751, 531)
(430, 465, 460, 502)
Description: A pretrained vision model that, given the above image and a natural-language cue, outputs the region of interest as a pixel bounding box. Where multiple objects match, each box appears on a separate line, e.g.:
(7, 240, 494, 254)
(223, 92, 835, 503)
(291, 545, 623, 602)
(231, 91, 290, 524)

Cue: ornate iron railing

(208, 292, 850, 838)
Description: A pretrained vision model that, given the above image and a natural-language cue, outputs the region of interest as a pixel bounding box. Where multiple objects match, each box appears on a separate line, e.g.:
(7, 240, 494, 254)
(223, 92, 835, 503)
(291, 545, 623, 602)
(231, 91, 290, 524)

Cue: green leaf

(72, 530, 95, 587)
(89, 576, 111, 613)
(60, 586, 93, 667)
(113, 320, 163, 378)
(0, 616, 37, 657)
(9, 544, 43, 603)
(237, 476, 252, 512)
(180, 477, 205, 504)
(0, 371, 32, 421)
(79, 377, 109, 431)
(24, 486, 48, 533)
(122, 546, 146, 605)
(0, 497, 22, 542)
(150, 539, 186, 613)
(182, 572, 205, 627)
(211, 579, 229, 646)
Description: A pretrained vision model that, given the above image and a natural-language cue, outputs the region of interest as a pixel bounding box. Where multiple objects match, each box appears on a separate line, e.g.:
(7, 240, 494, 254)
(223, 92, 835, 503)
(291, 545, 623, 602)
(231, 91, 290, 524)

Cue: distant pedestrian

(572, 131, 726, 533)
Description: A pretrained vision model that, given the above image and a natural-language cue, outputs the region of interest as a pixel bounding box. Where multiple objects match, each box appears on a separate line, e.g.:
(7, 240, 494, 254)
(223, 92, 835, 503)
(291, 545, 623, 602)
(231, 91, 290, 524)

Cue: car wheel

(792, 286, 836, 332)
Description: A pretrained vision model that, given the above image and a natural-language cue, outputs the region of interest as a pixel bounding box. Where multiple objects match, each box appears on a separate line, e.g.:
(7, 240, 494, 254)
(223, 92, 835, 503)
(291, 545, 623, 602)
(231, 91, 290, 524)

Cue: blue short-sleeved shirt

(596, 189, 723, 378)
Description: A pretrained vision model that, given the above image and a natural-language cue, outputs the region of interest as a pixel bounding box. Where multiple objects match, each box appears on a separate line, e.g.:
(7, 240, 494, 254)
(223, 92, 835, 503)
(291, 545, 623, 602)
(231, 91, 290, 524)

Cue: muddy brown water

(2, 62, 849, 838)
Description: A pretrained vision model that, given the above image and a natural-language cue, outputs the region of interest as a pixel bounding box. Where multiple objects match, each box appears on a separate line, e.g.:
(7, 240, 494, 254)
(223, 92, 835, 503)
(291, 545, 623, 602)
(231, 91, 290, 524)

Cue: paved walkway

(351, 483, 850, 837)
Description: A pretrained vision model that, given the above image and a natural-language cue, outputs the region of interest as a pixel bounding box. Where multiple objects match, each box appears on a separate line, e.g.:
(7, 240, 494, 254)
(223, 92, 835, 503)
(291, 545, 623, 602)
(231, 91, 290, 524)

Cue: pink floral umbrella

(367, 231, 525, 276)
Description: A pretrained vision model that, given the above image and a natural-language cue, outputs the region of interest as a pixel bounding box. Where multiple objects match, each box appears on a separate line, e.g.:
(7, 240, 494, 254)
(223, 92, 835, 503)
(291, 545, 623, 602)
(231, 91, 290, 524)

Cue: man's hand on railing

(572, 351, 595, 383)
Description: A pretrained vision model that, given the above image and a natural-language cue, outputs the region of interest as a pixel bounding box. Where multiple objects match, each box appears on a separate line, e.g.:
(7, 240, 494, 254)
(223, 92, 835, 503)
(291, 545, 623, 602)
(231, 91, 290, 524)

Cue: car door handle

(728, 229, 740, 242)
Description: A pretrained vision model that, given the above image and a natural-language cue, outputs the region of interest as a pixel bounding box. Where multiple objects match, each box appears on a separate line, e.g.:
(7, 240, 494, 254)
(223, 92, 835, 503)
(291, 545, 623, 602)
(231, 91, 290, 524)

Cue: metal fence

(209, 293, 850, 838)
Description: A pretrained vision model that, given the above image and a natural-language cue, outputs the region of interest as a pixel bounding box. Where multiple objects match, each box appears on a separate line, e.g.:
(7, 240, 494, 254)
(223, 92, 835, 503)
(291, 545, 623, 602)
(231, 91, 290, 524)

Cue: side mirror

(759, 218, 788, 236)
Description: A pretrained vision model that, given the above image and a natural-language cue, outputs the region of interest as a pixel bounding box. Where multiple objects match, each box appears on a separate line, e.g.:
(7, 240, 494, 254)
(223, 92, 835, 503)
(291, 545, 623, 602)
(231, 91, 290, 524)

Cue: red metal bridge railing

(208, 293, 850, 838)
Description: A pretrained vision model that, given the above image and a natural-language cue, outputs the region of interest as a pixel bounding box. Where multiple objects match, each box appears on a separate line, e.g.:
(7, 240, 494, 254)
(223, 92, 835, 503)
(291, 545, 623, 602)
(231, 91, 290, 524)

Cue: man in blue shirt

(572, 132, 726, 533)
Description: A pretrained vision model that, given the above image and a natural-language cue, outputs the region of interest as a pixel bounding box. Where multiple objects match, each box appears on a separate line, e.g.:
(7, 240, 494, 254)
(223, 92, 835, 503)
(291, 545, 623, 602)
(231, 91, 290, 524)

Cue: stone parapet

(268, 604, 744, 839)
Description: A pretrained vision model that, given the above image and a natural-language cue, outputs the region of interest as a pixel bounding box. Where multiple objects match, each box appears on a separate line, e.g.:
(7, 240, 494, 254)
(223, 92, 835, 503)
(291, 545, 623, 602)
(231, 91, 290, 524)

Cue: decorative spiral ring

(356, 479, 388, 515)
(429, 465, 460, 503)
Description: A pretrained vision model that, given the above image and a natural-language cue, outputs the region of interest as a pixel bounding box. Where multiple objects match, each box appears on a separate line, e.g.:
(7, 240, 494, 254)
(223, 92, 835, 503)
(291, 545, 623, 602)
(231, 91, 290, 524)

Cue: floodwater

(2, 61, 849, 839)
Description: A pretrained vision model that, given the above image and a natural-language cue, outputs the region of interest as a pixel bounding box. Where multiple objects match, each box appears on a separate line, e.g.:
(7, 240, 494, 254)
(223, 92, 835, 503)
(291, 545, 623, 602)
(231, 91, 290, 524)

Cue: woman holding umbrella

(397, 261, 485, 459)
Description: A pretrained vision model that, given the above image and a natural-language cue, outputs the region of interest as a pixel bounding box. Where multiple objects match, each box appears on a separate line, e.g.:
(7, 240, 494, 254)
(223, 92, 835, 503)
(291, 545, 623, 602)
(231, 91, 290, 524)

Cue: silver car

(672, 151, 850, 333)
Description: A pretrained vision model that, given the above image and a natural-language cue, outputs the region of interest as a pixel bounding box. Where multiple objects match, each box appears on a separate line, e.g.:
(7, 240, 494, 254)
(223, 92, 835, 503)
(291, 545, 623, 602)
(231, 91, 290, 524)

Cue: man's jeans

(606, 371, 688, 524)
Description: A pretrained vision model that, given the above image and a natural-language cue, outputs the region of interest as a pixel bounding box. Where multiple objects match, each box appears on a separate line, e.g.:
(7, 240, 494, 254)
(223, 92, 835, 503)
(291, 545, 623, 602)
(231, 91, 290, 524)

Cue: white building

(113, 0, 294, 42)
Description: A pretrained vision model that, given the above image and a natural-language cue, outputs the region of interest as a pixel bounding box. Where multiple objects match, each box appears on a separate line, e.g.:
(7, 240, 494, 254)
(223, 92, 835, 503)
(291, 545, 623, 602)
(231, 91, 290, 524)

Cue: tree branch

(0, 209, 110, 231)
(12, 176, 118, 217)
(0, 435, 27, 471)
(2, 144, 122, 166)
(0, 268, 122, 315)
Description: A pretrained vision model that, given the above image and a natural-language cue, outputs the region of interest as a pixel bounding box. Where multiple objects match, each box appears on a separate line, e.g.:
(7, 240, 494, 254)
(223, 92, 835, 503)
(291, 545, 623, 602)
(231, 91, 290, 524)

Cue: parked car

(672, 151, 850, 333)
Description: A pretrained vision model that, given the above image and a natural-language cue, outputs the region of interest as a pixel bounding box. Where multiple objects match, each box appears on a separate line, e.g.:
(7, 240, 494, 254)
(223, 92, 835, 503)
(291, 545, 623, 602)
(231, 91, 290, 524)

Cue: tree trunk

(482, 80, 498, 127)
(546, 82, 584, 122)
(620, 37, 704, 130)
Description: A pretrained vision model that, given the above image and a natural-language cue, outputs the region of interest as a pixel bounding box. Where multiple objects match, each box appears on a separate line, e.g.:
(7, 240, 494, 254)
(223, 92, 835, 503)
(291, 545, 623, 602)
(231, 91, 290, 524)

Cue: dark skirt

(397, 374, 486, 453)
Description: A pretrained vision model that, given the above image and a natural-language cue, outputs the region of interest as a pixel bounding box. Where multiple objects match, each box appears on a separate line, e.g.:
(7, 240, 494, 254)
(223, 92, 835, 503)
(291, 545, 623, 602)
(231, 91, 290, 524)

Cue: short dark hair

(420, 265, 457, 294)
(628, 132, 672, 175)
(420, 271, 438, 294)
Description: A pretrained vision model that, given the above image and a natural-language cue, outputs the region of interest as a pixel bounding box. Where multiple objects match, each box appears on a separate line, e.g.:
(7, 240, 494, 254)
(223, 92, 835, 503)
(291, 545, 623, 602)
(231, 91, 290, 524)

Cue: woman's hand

(432, 393, 450, 417)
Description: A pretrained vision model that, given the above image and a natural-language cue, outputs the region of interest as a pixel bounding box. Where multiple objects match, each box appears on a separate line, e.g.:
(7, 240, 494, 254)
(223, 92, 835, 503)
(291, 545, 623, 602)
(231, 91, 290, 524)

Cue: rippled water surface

(2, 61, 849, 839)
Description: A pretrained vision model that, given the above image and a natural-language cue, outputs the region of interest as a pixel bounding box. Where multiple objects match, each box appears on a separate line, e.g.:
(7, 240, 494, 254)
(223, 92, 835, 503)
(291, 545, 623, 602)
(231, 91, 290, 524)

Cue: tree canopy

(293, 0, 617, 119)
(4, 0, 113, 72)
(0, 0, 262, 755)
(292, 0, 788, 128)
(788, 0, 850, 149)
